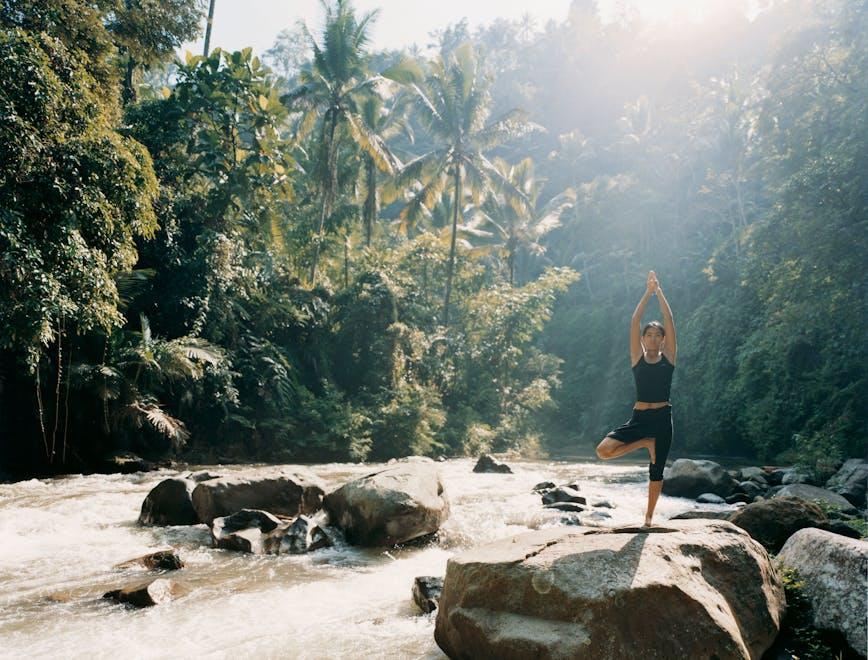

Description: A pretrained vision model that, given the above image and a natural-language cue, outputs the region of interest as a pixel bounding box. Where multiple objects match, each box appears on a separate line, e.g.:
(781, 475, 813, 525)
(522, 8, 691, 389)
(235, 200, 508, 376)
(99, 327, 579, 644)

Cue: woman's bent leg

(596, 436, 654, 461)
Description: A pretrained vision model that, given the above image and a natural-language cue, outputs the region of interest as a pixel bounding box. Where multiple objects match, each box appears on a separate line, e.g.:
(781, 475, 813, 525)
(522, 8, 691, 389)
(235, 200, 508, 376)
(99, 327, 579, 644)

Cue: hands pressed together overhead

(646, 270, 660, 295)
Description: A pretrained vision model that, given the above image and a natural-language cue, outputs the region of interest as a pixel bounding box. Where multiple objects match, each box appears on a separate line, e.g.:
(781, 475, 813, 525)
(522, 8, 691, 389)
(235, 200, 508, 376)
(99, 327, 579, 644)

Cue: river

(0, 456, 737, 659)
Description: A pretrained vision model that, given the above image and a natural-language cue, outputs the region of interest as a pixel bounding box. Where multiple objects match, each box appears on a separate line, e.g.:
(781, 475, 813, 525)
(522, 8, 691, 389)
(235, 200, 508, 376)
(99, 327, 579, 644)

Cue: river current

(0, 457, 736, 659)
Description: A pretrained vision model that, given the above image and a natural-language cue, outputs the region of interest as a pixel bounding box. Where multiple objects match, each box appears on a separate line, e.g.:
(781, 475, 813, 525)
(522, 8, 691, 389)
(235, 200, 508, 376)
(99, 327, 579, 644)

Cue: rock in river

(191, 467, 326, 525)
(434, 519, 784, 660)
(324, 457, 449, 546)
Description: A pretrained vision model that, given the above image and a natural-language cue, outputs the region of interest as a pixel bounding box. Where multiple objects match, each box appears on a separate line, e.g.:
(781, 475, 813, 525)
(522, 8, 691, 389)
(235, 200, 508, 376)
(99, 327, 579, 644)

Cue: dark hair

(642, 321, 665, 336)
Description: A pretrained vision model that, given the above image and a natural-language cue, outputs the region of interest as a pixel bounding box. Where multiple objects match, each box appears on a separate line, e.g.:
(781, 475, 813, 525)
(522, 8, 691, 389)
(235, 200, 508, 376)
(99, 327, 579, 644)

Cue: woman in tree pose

(596, 270, 676, 526)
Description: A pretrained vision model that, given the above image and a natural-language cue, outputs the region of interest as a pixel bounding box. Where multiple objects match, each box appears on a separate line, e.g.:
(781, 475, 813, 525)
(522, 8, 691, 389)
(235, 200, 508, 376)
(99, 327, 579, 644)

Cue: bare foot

(643, 517, 653, 527)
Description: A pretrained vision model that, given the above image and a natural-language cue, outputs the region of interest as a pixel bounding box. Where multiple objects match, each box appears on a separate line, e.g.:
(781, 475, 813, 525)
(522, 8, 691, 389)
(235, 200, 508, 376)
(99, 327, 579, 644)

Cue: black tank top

(632, 353, 674, 403)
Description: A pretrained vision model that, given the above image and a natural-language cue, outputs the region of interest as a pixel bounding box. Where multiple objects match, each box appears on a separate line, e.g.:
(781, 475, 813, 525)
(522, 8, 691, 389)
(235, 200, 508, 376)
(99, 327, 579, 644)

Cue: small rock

(591, 500, 615, 509)
(725, 493, 752, 504)
(696, 493, 726, 504)
(542, 487, 586, 506)
(113, 549, 184, 571)
(532, 481, 556, 492)
(738, 481, 764, 498)
(413, 576, 443, 613)
(472, 455, 512, 474)
(103, 578, 187, 607)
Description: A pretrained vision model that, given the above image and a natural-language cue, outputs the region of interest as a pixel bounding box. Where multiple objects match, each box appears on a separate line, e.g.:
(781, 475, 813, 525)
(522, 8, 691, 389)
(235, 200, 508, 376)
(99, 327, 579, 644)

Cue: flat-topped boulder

(662, 459, 740, 499)
(777, 528, 868, 654)
(773, 484, 857, 514)
(324, 457, 449, 546)
(434, 519, 784, 659)
(191, 466, 326, 525)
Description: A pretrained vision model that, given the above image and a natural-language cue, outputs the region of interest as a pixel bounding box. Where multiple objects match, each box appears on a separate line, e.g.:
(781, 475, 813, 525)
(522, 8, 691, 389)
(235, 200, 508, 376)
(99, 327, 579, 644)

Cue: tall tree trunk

(443, 165, 462, 327)
(203, 0, 216, 56)
(364, 156, 376, 247)
(343, 231, 350, 288)
(122, 53, 136, 106)
(310, 111, 339, 284)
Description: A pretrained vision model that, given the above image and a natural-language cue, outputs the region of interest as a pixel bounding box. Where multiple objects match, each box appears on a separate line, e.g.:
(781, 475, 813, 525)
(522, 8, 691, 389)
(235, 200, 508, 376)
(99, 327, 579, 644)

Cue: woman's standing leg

(644, 410, 672, 525)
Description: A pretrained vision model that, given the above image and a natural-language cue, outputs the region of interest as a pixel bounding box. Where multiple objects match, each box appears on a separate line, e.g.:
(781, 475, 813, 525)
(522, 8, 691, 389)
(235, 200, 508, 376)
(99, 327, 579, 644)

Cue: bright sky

(181, 0, 758, 58)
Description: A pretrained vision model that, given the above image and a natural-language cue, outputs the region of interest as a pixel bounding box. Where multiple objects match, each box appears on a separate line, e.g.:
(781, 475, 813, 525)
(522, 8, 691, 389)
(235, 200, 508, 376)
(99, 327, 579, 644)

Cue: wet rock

(101, 451, 155, 474)
(103, 578, 188, 607)
(825, 458, 868, 508)
(531, 481, 556, 492)
(113, 549, 184, 571)
(774, 484, 857, 515)
(434, 520, 784, 659)
(777, 528, 868, 654)
(139, 478, 199, 526)
(662, 459, 740, 499)
(696, 492, 726, 504)
(543, 502, 585, 513)
(728, 496, 828, 553)
(725, 493, 752, 504)
(541, 486, 586, 506)
(276, 514, 331, 554)
(739, 467, 766, 482)
(591, 499, 615, 509)
(210, 509, 331, 555)
(187, 471, 220, 482)
(472, 455, 512, 474)
(324, 458, 449, 546)
(583, 510, 611, 521)
(191, 467, 326, 525)
(413, 576, 443, 614)
(211, 509, 282, 554)
(764, 468, 787, 486)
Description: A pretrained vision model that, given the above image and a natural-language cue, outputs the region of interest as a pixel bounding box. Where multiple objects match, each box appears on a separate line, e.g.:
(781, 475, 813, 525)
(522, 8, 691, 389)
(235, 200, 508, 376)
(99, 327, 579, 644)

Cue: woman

(595, 270, 676, 526)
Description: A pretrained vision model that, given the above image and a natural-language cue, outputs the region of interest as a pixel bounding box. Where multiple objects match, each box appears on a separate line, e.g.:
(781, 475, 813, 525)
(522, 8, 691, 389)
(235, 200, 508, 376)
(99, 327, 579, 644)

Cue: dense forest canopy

(0, 0, 865, 479)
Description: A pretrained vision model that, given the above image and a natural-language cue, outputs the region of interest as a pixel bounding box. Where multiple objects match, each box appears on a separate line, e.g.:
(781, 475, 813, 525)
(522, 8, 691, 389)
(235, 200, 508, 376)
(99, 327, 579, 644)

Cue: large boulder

(139, 478, 199, 526)
(324, 458, 449, 546)
(662, 459, 740, 499)
(728, 497, 828, 553)
(434, 520, 784, 660)
(773, 484, 857, 515)
(191, 467, 326, 525)
(777, 528, 868, 655)
(825, 458, 868, 508)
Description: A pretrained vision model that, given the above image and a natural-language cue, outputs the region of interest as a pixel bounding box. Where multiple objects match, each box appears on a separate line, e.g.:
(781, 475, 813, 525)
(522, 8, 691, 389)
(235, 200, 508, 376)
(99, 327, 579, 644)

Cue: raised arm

(631, 273, 656, 366)
(655, 280, 677, 365)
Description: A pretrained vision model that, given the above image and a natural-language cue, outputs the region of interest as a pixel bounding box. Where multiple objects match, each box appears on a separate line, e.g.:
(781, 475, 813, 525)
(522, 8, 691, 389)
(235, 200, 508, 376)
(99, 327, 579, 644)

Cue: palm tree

(73, 314, 223, 451)
(386, 43, 539, 326)
(281, 0, 396, 284)
(357, 90, 408, 246)
(465, 157, 575, 286)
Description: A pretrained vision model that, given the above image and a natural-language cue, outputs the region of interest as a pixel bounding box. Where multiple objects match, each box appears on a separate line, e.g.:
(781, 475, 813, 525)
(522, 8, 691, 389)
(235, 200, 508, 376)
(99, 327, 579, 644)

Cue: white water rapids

(0, 457, 737, 659)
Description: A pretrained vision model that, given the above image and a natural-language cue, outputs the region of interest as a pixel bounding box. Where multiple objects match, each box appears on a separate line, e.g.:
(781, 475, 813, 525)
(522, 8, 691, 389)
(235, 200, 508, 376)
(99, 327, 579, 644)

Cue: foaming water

(0, 457, 733, 658)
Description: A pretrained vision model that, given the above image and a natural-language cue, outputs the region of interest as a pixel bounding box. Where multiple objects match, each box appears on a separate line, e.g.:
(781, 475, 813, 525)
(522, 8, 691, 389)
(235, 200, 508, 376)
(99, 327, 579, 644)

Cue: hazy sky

(182, 0, 757, 58)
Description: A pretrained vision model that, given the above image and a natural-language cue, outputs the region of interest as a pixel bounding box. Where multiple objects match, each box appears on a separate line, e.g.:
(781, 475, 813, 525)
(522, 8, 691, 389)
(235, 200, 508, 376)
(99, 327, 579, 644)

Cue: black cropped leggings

(605, 405, 673, 481)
